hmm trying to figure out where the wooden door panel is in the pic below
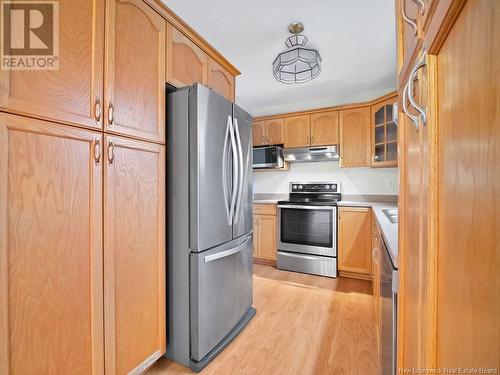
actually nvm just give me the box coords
[166,23,208,87]
[266,118,285,145]
[104,135,165,374]
[338,207,371,275]
[105,0,165,143]
[259,215,277,261]
[0,0,104,129]
[339,107,371,167]
[253,120,267,147]
[0,113,103,375]
[208,58,235,102]
[285,115,311,148]
[310,111,339,146]
[253,215,260,258]
[436,0,499,368]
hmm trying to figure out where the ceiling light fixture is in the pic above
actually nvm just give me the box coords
[272,22,322,84]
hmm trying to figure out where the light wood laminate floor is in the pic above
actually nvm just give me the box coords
[148,264,378,375]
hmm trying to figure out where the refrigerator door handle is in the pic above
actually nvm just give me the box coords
[204,236,251,263]
[228,115,239,223]
[222,116,232,225]
[233,118,245,223]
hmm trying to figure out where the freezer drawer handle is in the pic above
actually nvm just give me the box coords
[204,237,251,263]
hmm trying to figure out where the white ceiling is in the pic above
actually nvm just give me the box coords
[162,0,397,117]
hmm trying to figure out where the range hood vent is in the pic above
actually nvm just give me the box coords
[283,145,339,163]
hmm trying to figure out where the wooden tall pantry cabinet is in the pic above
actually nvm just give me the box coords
[0,0,239,374]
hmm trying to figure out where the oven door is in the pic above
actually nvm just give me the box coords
[277,205,337,257]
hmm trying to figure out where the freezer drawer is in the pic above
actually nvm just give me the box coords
[277,251,337,278]
[190,234,253,361]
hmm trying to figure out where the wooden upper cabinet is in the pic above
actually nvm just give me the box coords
[371,96,398,167]
[285,115,311,148]
[338,207,372,276]
[0,0,104,130]
[339,107,371,167]
[266,118,285,145]
[207,58,235,102]
[166,23,208,87]
[310,111,339,146]
[0,113,104,375]
[104,135,165,374]
[105,0,165,143]
[253,120,267,147]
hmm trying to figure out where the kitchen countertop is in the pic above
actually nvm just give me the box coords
[253,193,288,204]
[253,193,398,269]
[338,200,398,269]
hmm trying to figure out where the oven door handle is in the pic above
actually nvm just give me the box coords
[277,205,338,210]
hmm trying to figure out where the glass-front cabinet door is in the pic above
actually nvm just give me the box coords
[371,96,398,167]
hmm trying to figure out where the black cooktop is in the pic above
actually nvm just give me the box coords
[277,193,342,206]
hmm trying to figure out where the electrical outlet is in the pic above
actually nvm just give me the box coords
[387,180,395,190]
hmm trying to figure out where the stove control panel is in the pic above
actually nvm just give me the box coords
[290,182,340,193]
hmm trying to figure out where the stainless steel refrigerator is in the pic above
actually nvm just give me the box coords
[166,84,255,372]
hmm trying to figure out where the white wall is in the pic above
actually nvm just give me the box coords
[254,161,398,195]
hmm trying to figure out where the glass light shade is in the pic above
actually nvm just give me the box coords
[273,34,322,84]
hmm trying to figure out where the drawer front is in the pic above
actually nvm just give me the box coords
[253,204,277,216]
[277,251,337,278]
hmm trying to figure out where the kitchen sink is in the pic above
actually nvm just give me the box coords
[383,209,399,224]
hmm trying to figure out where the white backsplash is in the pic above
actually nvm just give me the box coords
[253,161,399,195]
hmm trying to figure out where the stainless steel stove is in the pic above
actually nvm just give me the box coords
[277,182,341,278]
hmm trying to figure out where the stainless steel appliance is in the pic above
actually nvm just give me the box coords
[167,84,255,372]
[277,182,341,278]
[380,235,398,375]
[283,145,339,163]
[253,145,284,169]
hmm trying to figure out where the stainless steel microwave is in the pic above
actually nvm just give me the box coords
[253,146,284,169]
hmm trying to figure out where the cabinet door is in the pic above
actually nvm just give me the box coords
[207,58,235,102]
[435,0,498,369]
[338,207,371,275]
[253,120,267,147]
[339,107,371,167]
[253,215,261,258]
[259,215,277,261]
[371,97,398,167]
[105,0,165,143]
[310,111,339,146]
[0,0,104,129]
[0,113,103,375]
[285,115,311,148]
[266,118,285,145]
[104,135,165,374]
[166,23,208,87]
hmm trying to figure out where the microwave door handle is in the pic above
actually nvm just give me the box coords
[228,116,238,223]
[233,118,245,223]
[222,116,232,225]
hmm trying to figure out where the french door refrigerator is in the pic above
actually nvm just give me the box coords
[167,84,255,372]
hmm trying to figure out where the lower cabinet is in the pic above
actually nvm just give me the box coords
[372,215,382,341]
[0,113,166,375]
[338,206,372,278]
[253,204,277,263]
[0,114,105,374]
[103,135,166,374]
